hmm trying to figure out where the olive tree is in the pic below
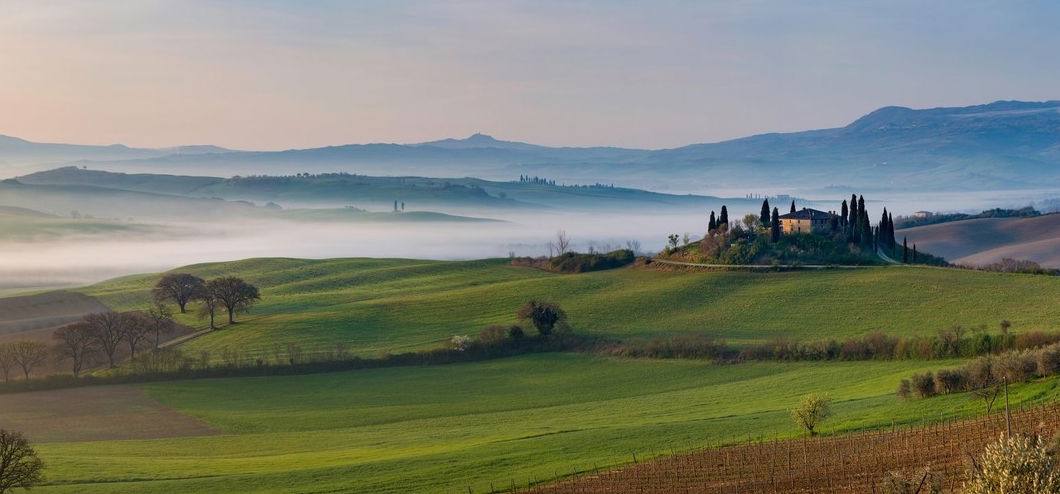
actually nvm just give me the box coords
[790,393,831,436]
[0,429,45,494]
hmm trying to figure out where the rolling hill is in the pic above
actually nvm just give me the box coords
[16,166,762,212]
[8,100,1060,193]
[74,258,1060,359]
[900,213,1060,268]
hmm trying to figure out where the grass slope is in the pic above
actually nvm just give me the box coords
[29,353,1049,494]
[901,213,1060,268]
[77,259,1060,360]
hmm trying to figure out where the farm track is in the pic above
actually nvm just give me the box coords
[526,402,1060,494]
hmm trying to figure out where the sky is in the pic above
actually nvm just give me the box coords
[1,0,1058,150]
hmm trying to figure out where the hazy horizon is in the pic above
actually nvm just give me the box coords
[3,1,1059,150]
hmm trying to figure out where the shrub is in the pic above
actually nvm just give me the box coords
[896,379,912,401]
[548,249,635,273]
[962,434,1060,494]
[934,369,967,394]
[1038,346,1060,376]
[993,351,1036,383]
[507,326,525,341]
[477,325,509,345]
[911,372,936,398]
[447,335,472,352]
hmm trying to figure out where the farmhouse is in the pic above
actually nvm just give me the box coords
[778,208,835,234]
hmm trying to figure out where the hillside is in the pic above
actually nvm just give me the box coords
[11,100,1060,192]
[74,258,1060,359]
[900,213,1060,268]
[17,167,761,212]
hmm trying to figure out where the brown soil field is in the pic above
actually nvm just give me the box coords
[0,385,218,442]
[0,290,110,334]
[528,402,1060,494]
[901,213,1060,268]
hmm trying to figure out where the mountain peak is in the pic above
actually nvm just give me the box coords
[463,133,497,142]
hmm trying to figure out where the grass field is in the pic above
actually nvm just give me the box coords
[26,353,1057,494]
[78,258,1060,360]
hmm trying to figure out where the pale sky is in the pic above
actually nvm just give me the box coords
[1,0,1058,150]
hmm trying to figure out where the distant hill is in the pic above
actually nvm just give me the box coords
[17,167,763,212]
[8,100,1060,192]
[900,213,1060,268]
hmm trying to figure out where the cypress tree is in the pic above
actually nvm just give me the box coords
[888,212,896,247]
[913,244,918,263]
[903,236,909,263]
[708,211,717,233]
[790,200,796,213]
[760,199,771,226]
[771,207,781,242]
[719,205,728,227]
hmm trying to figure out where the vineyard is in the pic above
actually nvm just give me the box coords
[523,402,1060,494]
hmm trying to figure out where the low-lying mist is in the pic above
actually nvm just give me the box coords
[0,211,714,292]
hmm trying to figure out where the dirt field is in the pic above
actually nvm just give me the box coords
[901,213,1060,268]
[0,290,110,334]
[0,385,218,443]
[530,403,1060,494]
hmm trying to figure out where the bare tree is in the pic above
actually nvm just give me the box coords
[144,304,175,348]
[152,273,205,313]
[205,277,261,324]
[197,291,220,330]
[121,313,150,359]
[83,312,130,368]
[0,345,13,384]
[554,230,572,255]
[53,322,99,378]
[0,429,45,493]
[8,342,48,380]
[625,240,641,255]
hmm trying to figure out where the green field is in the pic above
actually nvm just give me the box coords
[31,353,1058,494]
[80,258,1060,360]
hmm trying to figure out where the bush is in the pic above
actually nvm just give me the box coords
[934,369,967,394]
[548,249,635,273]
[1038,346,1060,376]
[911,372,936,398]
[478,325,509,345]
[447,335,472,352]
[993,351,1037,383]
[962,434,1060,494]
[896,379,912,401]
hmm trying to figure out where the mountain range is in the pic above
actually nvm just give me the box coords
[3,100,1060,193]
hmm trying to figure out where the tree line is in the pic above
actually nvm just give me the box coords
[0,274,259,382]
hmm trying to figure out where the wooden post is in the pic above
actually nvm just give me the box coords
[1005,377,1012,438]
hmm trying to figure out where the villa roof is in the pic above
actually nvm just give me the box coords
[777,208,835,220]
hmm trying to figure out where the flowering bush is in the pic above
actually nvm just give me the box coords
[963,434,1060,493]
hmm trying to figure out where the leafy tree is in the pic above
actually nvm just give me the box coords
[152,273,205,313]
[790,393,831,436]
[8,341,48,381]
[517,300,566,336]
[760,199,770,226]
[205,277,261,325]
[0,429,45,494]
[53,322,100,377]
